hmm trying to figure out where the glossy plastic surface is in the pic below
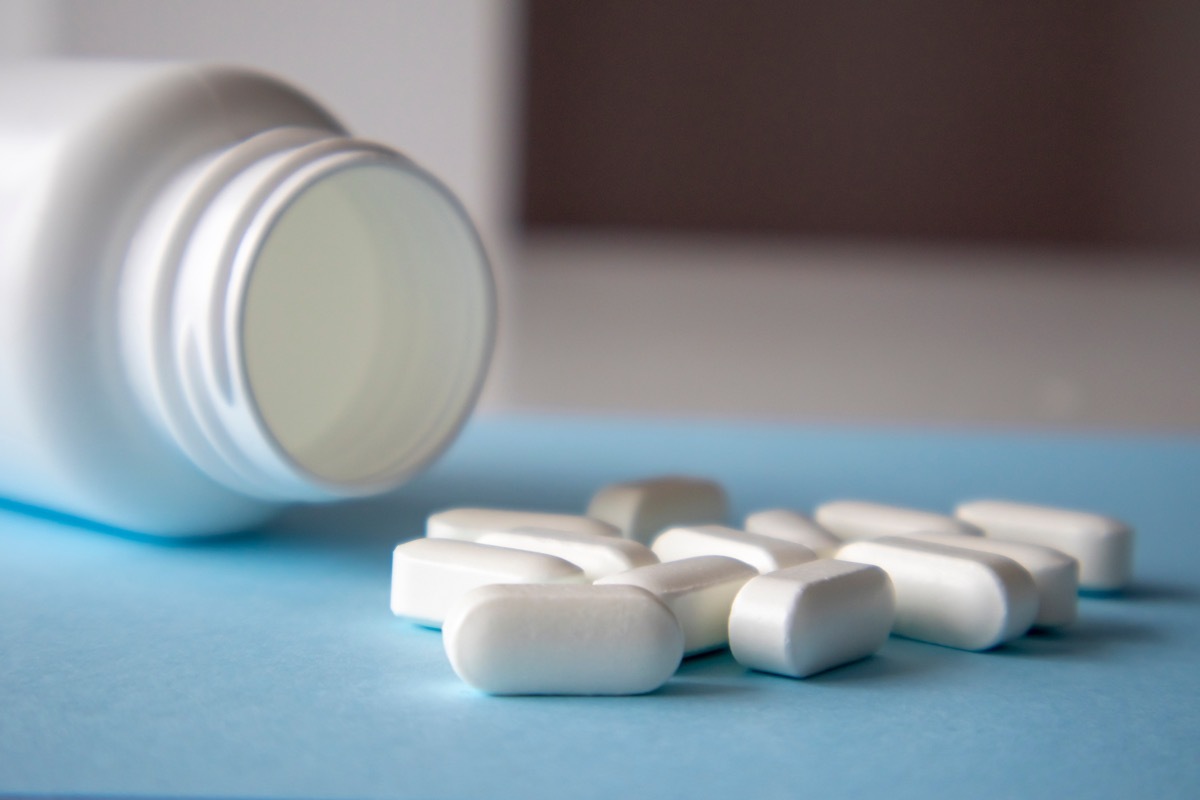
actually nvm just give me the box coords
[0,61,493,534]
[0,61,336,533]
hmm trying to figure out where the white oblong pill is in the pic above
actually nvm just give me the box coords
[587,476,728,544]
[390,538,585,628]
[900,531,1079,628]
[651,525,817,574]
[596,556,757,655]
[815,500,980,541]
[443,584,684,695]
[955,499,1133,591]
[427,508,620,541]
[744,509,843,557]
[728,559,895,678]
[476,527,658,581]
[837,537,1038,651]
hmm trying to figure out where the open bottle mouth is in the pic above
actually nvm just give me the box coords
[237,158,494,489]
[134,132,495,502]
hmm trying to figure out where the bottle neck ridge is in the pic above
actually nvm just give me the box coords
[121,128,495,503]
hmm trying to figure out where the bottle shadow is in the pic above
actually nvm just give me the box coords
[0,452,574,563]
[212,468,591,567]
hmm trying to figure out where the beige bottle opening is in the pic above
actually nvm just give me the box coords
[241,162,492,486]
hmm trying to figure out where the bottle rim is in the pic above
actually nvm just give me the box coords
[137,132,495,501]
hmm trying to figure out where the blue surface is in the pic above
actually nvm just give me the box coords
[1,414,1198,799]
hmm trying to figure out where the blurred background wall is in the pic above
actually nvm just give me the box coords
[3,0,1198,430]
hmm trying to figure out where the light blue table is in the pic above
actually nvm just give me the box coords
[2,415,1198,799]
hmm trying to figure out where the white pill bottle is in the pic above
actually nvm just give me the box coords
[0,61,495,536]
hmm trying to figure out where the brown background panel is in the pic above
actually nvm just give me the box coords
[522,1,1200,247]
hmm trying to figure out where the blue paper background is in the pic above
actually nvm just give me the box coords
[2,415,1198,799]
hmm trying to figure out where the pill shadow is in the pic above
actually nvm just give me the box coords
[672,645,940,688]
[990,616,1162,659]
[800,645,942,687]
[674,649,746,678]
[438,677,751,701]
[1092,583,1198,603]
[655,679,753,698]
[663,650,762,695]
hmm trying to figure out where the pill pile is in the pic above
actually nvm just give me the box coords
[390,477,1134,695]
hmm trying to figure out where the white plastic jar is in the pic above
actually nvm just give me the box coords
[0,61,495,536]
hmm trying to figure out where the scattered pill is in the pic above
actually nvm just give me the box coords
[443,583,684,695]
[744,509,842,557]
[728,559,895,678]
[427,508,619,541]
[652,525,817,574]
[837,537,1038,651]
[587,476,728,544]
[476,527,659,581]
[405,490,1127,697]
[596,556,757,655]
[390,538,585,628]
[955,500,1133,591]
[899,531,1079,628]
[815,500,980,541]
